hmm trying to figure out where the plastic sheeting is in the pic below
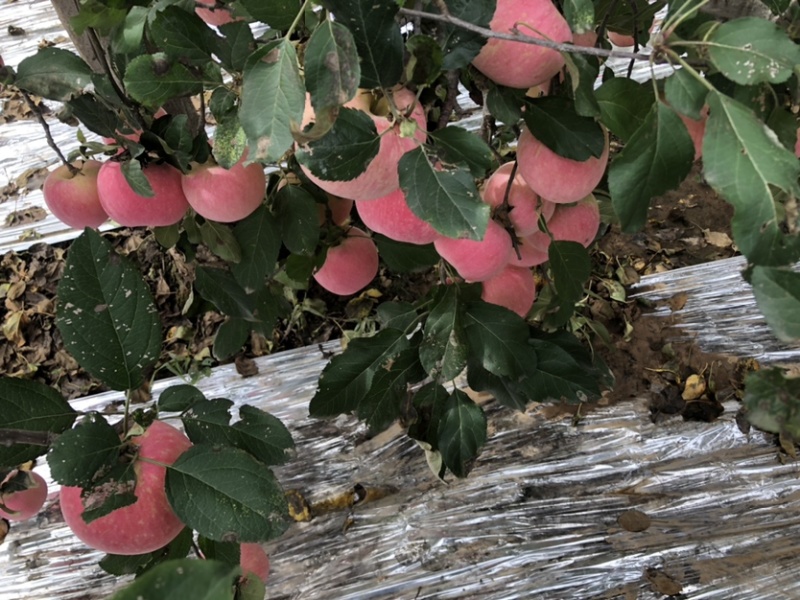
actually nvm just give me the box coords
[2,333,800,600]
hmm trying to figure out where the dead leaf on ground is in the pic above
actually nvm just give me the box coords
[644,566,683,596]
[703,229,733,248]
[682,373,706,400]
[5,206,47,227]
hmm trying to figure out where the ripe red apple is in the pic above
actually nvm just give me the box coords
[43,160,108,229]
[434,219,513,282]
[481,264,537,318]
[530,194,601,253]
[572,30,598,48]
[0,470,48,521]
[355,188,440,245]
[471,0,573,89]
[181,158,266,223]
[318,193,353,226]
[507,233,550,267]
[607,31,636,47]
[59,420,192,556]
[482,162,555,236]
[517,125,609,204]
[299,87,427,201]
[678,105,708,160]
[313,227,379,295]
[97,161,190,227]
[240,542,270,584]
[196,0,238,26]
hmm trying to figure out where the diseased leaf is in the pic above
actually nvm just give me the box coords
[305,20,360,112]
[124,53,204,109]
[15,48,93,101]
[48,414,121,487]
[420,285,468,381]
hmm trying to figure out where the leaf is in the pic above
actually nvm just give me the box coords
[663,68,708,119]
[462,301,531,378]
[609,102,695,232]
[595,0,666,32]
[563,0,595,34]
[703,91,800,264]
[420,285,468,381]
[15,47,93,101]
[240,40,305,162]
[273,185,321,256]
[212,115,247,170]
[0,378,77,468]
[215,21,256,73]
[100,528,193,577]
[430,126,494,178]
[707,17,800,85]
[399,148,488,240]
[440,0,496,70]
[124,53,204,110]
[112,6,147,55]
[80,461,138,523]
[56,229,162,391]
[232,405,295,466]
[548,241,592,304]
[194,266,256,320]
[149,6,218,63]
[320,0,403,88]
[213,318,251,360]
[108,558,238,600]
[166,445,289,543]
[120,159,154,198]
[749,266,800,342]
[295,108,380,182]
[405,34,444,86]
[158,384,207,413]
[67,94,122,138]
[486,86,526,125]
[309,328,411,417]
[744,368,800,438]
[198,220,242,263]
[237,0,299,30]
[407,382,450,449]
[48,414,121,487]
[595,77,655,143]
[437,389,487,478]
[231,206,281,291]
[197,536,240,568]
[374,236,440,273]
[304,20,361,112]
[523,97,606,161]
[562,52,600,118]
[527,337,602,402]
[466,363,527,411]
[377,301,418,332]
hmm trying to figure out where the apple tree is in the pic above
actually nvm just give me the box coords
[1,0,800,596]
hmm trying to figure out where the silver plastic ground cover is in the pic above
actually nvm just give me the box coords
[2,336,800,600]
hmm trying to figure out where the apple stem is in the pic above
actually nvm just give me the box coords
[0,428,58,447]
[19,89,78,175]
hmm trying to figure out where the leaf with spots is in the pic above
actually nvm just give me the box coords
[56,229,162,391]
[108,557,238,600]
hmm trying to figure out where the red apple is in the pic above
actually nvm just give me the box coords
[607,31,636,47]
[0,470,48,521]
[299,87,427,201]
[43,160,108,229]
[240,542,270,584]
[471,0,573,89]
[318,194,353,226]
[434,219,513,282]
[59,420,192,556]
[313,227,379,295]
[196,0,238,26]
[507,232,550,267]
[531,194,601,253]
[355,188,440,245]
[517,125,609,204]
[573,30,598,48]
[97,161,190,227]
[678,105,709,161]
[181,158,266,222]
[482,162,555,236]
[795,126,800,157]
[481,264,537,317]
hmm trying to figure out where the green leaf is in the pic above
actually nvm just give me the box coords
[194,266,255,320]
[112,6,147,55]
[120,159,154,198]
[124,53,204,110]
[749,266,800,342]
[309,328,411,417]
[430,126,494,178]
[274,185,320,255]
[56,229,162,391]
[437,389,487,478]
[609,102,694,232]
[232,405,295,466]
[548,241,592,304]
[67,94,122,138]
[465,363,527,411]
[237,0,299,30]
[198,220,242,263]
[440,0,496,70]
[149,6,218,63]
[197,536,240,569]
[486,86,526,125]
[47,414,121,487]
[158,384,206,413]
[399,148,488,240]
[15,47,93,101]
[527,337,602,402]
[703,91,800,264]
[216,21,256,73]
[595,0,666,32]
[295,108,380,182]
[377,301,418,331]
[462,301,531,378]
[321,0,403,88]
[100,528,193,577]
[305,20,360,112]
[240,40,305,162]
[744,367,800,437]
[374,236,440,273]
[166,445,289,542]
[405,34,444,86]
[108,558,238,600]
[420,285,468,381]
[708,17,800,85]
[0,378,77,468]
[523,97,606,160]
[595,77,655,143]
[562,53,601,118]
[663,68,708,119]
[407,382,450,449]
[213,318,251,360]
[563,0,595,34]
[232,206,281,290]
[80,461,138,523]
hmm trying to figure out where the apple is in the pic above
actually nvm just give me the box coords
[481,265,537,318]
[0,470,48,521]
[355,188,440,245]
[318,194,353,226]
[97,161,190,227]
[507,233,550,267]
[434,219,513,282]
[181,158,266,223]
[43,160,108,229]
[528,194,601,254]
[517,125,609,204]
[795,126,800,157]
[313,227,379,295]
[298,87,427,201]
[240,542,270,584]
[59,420,192,556]
[196,0,238,26]
[482,162,555,236]
[573,30,598,48]
[607,31,636,47]
[471,0,573,89]
[678,105,709,161]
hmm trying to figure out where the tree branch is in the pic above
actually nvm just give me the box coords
[0,429,58,447]
[19,89,76,173]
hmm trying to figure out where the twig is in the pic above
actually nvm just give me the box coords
[436,70,461,130]
[0,428,58,447]
[19,89,77,174]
